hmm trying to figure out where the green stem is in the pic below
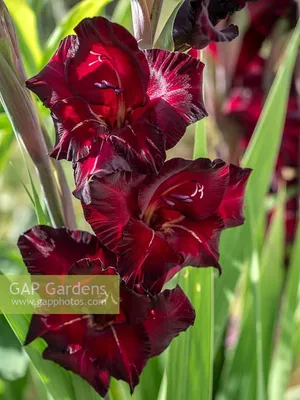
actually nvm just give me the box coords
[41,124,77,230]
[0,53,64,227]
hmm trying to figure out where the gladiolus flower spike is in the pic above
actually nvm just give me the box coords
[18,15,251,397]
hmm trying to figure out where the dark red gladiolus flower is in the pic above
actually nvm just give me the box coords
[173,0,256,51]
[81,158,251,291]
[26,17,207,189]
[223,55,300,242]
[224,69,300,173]
[18,225,195,396]
[233,0,297,82]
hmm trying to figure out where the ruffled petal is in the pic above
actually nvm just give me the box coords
[144,285,195,356]
[165,215,224,271]
[17,226,112,275]
[143,49,207,149]
[81,172,144,251]
[173,0,240,50]
[117,218,181,291]
[192,4,239,49]
[218,165,252,228]
[73,140,132,202]
[43,346,110,397]
[26,36,75,107]
[25,314,88,346]
[69,258,151,325]
[86,323,151,392]
[110,118,166,175]
[67,17,149,123]
[49,97,107,161]
[139,158,229,220]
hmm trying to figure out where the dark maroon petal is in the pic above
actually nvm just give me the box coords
[173,0,240,50]
[25,314,88,346]
[66,17,149,126]
[26,36,75,107]
[87,323,151,392]
[139,158,229,220]
[218,165,251,228]
[117,218,181,291]
[110,118,166,175]
[69,258,151,324]
[17,226,111,275]
[208,0,254,24]
[43,346,110,397]
[49,97,107,162]
[149,265,182,294]
[191,8,238,49]
[73,140,132,202]
[165,216,224,271]
[144,49,207,149]
[144,285,195,356]
[81,172,144,251]
[234,0,293,80]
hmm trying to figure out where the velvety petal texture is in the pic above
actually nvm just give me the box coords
[26,36,75,106]
[17,225,114,275]
[26,16,206,190]
[117,218,182,291]
[144,285,196,356]
[173,0,256,50]
[82,171,144,250]
[18,231,195,397]
[82,158,251,285]
[143,50,207,149]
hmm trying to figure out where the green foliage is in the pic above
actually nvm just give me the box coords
[0,315,28,381]
[153,0,184,50]
[268,221,300,399]
[5,0,42,75]
[214,21,300,354]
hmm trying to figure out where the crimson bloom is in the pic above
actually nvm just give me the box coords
[233,0,297,81]
[26,17,207,191]
[223,59,299,243]
[81,158,251,291]
[18,225,195,396]
[173,0,255,51]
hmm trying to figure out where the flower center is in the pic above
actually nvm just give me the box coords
[143,181,205,231]
[89,50,126,128]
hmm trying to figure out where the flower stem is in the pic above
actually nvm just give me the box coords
[41,124,77,230]
[0,53,65,227]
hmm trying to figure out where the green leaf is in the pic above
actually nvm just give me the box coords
[0,373,28,400]
[10,154,50,226]
[0,115,14,172]
[3,312,76,400]
[268,220,300,398]
[69,373,100,400]
[111,0,133,30]
[132,355,165,400]
[216,194,285,400]
[166,117,213,400]
[214,21,300,357]
[27,168,50,225]
[0,315,28,381]
[154,0,183,50]
[43,0,112,65]
[5,0,42,74]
